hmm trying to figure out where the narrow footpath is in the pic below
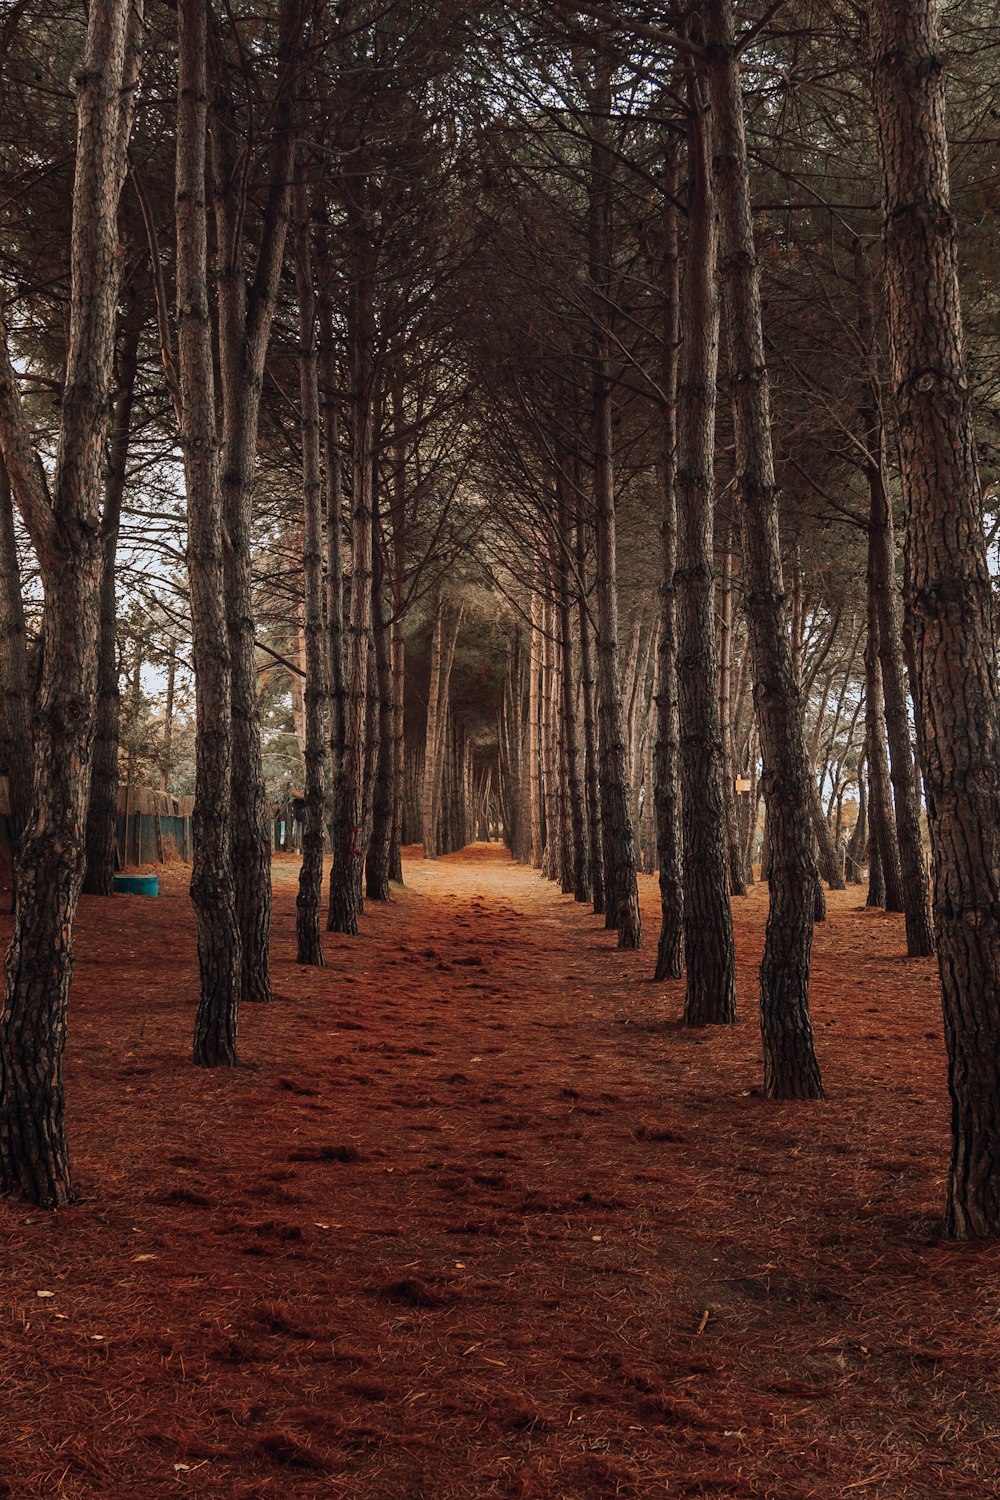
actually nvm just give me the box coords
[0,845,994,1499]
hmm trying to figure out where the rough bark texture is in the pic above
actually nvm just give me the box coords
[575,522,605,913]
[366,540,395,902]
[209,1,301,999]
[674,70,736,1024]
[176,0,242,1067]
[319,249,347,815]
[653,155,684,982]
[864,578,904,910]
[84,285,143,896]
[855,241,935,955]
[539,593,559,881]
[0,461,32,858]
[556,494,588,901]
[869,0,1000,1236]
[293,171,326,967]
[328,204,376,931]
[588,57,640,950]
[706,0,823,1098]
[0,0,143,1201]
[528,586,544,869]
[718,527,746,897]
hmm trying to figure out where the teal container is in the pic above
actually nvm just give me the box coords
[113,874,159,897]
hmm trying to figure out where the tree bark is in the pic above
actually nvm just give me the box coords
[0,460,32,860]
[556,495,589,901]
[366,537,395,902]
[864,577,903,909]
[588,56,640,950]
[854,240,935,955]
[654,150,684,982]
[869,0,1000,1236]
[209,0,302,999]
[0,0,144,1201]
[328,201,376,931]
[705,0,823,1097]
[528,584,544,869]
[84,281,143,897]
[718,525,745,897]
[293,169,326,967]
[674,65,736,1024]
[576,520,605,912]
[175,0,242,1067]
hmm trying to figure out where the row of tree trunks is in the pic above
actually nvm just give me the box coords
[0,0,144,1201]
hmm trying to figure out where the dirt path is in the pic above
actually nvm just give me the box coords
[0,846,997,1498]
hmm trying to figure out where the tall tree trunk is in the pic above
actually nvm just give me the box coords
[674,65,736,1024]
[176,0,242,1066]
[328,214,376,930]
[864,572,903,909]
[528,585,544,868]
[84,286,143,896]
[575,522,605,911]
[588,56,641,950]
[0,460,32,859]
[161,647,176,791]
[210,0,301,999]
[869,0,1000,1236]
[389,608,405,881]
[366,539,394,902]
[718,524,745,897]
[293,169,325,967]
[705,0,823,1098]
[654,151,684,982]
[422,592,446,860]
[556,500,589,901]
[552,581,575,893]
[846,758,868,885]
[319,240,347,836]
[540,591,560,881]
[0,0,144,1201]
[387,384,407,884]
[855,241,935,955]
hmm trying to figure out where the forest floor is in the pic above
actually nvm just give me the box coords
[0,845,998,1500]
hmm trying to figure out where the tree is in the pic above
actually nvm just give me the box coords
[673,46,736,1024]
[868,0,1000,1236]
[705,0,823,1099]
[292,164,326,967]
[176,0,242,1066]
[0,0,144,1202]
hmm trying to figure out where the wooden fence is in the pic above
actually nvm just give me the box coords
[0,779,195,868]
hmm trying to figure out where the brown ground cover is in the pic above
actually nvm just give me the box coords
[0,844,998,1498]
